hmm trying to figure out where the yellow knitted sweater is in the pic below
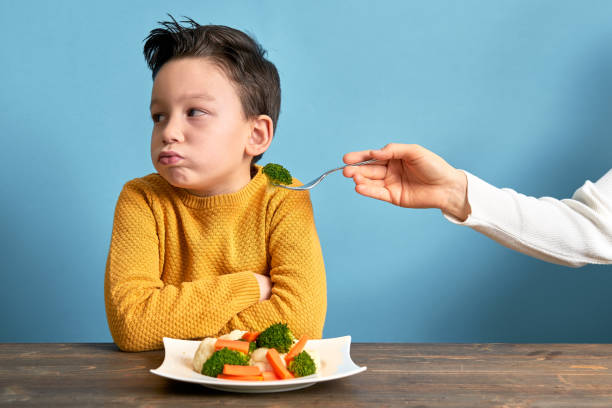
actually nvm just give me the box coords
[104,166,327,352]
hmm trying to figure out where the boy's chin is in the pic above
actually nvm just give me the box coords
[158,171,198,190]
[158,166,252,196]
[160,174,217,196]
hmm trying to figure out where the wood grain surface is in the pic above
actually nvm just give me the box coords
[2,343,612,407]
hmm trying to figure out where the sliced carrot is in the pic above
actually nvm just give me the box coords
[223,364,262,376]
[241,331,261,342]
[217,374,264,381]
[285,335,309,364]
[266,348,294,380]
[262,371,280,381]
[215,339,250,354]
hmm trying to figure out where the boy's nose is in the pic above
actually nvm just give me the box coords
[162,132,182,144]
[161,122,184,144]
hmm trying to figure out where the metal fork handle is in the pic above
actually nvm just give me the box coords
[323,159,378,176]
[272,159,378,190]
[308,159,378,188]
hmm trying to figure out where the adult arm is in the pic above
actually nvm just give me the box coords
[444,169,612,267]
[343,144,612,267]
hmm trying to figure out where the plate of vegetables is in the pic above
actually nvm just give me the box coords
[150,323,366,393]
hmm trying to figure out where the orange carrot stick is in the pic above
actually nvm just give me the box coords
[241,331,261,342]
[217,374,264,381]
[215,339,250,354]
[262,371,280,381]
[266,348,294,380]
[223,364,262,376]
[285,335,309,364]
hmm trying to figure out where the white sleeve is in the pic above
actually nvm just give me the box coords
[443,169,612,268]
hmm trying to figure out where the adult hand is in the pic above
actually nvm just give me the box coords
[253,273,272,302]
[343,143,471,221]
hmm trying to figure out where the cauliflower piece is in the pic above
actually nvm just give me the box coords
[249,347,269,363]
[219,329,247,341]
[192,337,217,373]
[249,347,272,372]
[249,347,288,373]
[192,330,247,374]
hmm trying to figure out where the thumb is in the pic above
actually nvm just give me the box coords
[369,147,393,161]
[373,143,423,162]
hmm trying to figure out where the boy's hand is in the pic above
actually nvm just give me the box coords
[254,273,272,301]
[343,143,471,221]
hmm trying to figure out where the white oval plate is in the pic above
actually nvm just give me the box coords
[150,335,366,393]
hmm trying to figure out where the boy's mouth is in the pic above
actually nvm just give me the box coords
[159,150,184,165]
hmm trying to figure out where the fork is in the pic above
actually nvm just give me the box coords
[272,159,378,191]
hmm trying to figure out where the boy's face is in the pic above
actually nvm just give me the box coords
[150,57,253,196]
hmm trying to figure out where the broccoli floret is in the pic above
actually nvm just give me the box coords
[263,163,293,185]
[256,323,295,353]
[201,347,249,377]
[288,351,316,377]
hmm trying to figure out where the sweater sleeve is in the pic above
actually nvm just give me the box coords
[104,181,260,351]
[220,189,328,338]
[444,169,612,267]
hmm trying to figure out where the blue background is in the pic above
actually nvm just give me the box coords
[1,0,611,343]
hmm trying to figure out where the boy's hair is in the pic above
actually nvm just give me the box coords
[143,16,281,163]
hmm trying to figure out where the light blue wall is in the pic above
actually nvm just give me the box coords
[1,0,611,343]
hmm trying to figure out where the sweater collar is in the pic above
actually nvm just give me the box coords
[173,165,266,209]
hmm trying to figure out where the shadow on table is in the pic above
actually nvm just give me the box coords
[158,377,357,399]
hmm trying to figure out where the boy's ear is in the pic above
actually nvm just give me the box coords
[245,114,274,157]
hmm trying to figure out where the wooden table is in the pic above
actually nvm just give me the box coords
[2,343,612,407]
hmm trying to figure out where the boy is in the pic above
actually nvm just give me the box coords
[105,17,327,352]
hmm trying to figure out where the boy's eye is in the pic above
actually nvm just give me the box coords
[188,108,206,117]
[151,113,166,123]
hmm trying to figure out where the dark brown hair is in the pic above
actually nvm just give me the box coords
[143,15,281,163]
